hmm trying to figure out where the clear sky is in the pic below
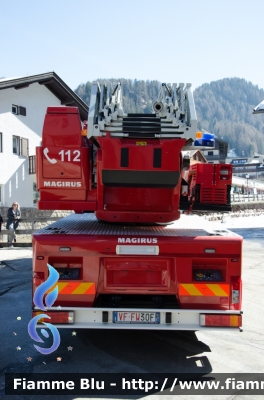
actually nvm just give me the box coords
[1,0,264,92]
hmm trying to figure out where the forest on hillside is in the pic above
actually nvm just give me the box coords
[75,78,161,114]
[75,78,264,157]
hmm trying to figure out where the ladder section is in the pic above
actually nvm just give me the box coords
[88,82,197,140]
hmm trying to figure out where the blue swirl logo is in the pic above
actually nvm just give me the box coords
[28,264,61,354]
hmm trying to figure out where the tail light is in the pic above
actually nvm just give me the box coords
[219,169,230,180]
[220,169,229,175]
[231,277,242,309]
[219,166,232,180]
[200,314,242,328]
[33,272,44,287]
[32,311,74,324]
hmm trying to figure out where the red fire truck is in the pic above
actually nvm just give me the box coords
[32,82,242,331]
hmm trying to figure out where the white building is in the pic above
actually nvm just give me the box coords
[0,72,88,207]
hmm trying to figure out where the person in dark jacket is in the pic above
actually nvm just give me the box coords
[6,202,21,247]
[0,210,3,232]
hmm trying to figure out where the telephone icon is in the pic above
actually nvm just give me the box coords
[43,148,57,164]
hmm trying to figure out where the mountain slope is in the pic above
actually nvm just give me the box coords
[194,78,264,156]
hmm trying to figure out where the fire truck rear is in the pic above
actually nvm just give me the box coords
[32,82,242,331]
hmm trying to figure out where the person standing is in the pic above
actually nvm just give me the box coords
[6,202,21,248]
[0,210,3,232]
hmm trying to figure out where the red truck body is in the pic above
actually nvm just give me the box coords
[32,93,242,331]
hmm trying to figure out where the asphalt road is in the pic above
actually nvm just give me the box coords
[0,222,264,400]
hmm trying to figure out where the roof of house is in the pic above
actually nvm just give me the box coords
[182,149,207,164]
[0,72,88,120]
[182,150,199,157]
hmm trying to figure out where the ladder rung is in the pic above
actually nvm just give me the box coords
[102,127,180,132]
[123,122,161,128]
[127,113,156,117]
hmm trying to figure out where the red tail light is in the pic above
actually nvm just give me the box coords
[231,277,242,309]
[200,314,242,328]
[32,311,74,324]
[33,272,44,287]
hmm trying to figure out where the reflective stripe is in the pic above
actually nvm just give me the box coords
[206,283,229,296]
[180,284,203,296]
[59,282,80,294]
[47,282,96,295]
[57,282,70,292]
[179,283,229,296]
[72,283,95,295]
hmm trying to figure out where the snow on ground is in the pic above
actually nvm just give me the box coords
[180,211,264,231]
[221,214,264,229]
[204,213,264,229]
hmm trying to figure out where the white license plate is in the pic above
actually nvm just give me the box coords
[113,311,160,324]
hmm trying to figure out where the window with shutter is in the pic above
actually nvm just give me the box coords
[12,105,18,114]
[28,155,36,174]
[12,104,26,116]
[21,138,29,156]
[13,136,20,154]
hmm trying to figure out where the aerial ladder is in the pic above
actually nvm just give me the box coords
[88,82,197,139]
[88,82,231,220]
[36,81,232,221]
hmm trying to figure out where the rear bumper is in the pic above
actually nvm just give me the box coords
[34,307,243,331]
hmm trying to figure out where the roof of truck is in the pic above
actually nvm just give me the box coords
[34,213,240,238]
